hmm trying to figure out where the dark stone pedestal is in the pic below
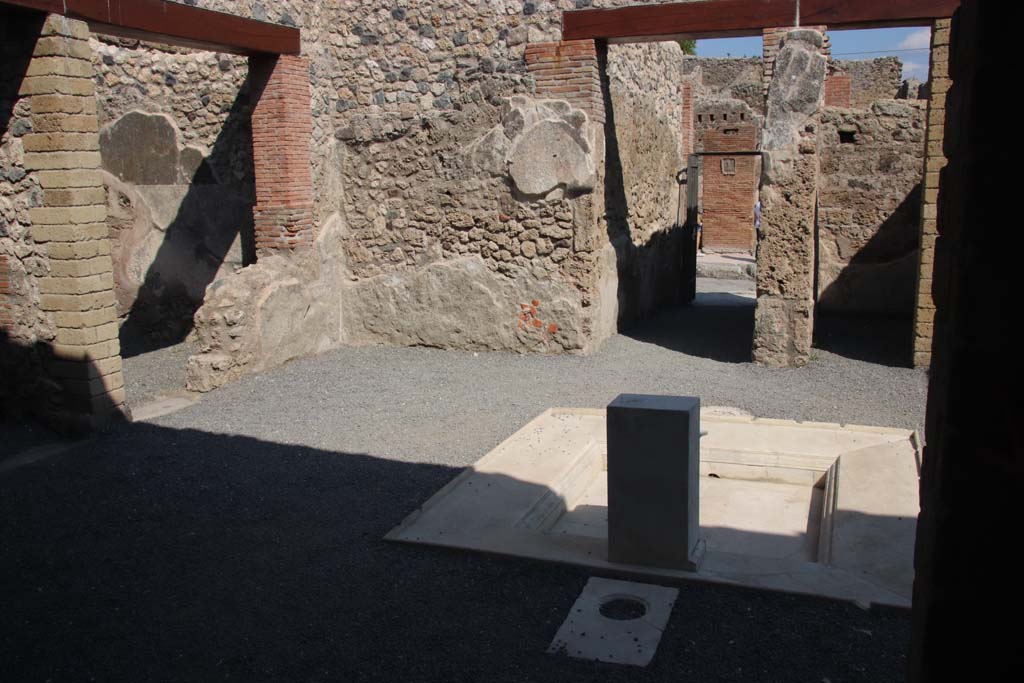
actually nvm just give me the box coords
[607,394,705,571]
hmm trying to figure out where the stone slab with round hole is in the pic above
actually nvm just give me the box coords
[547,577,678,667]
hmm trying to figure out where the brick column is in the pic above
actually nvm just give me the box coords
[19,15,126,428]
[911,19,951,369]
[0,255,14,330]
[525,40,605,125]
[680,77,696,158]
[249,54,314,253]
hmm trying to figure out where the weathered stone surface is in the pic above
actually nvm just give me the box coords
[754,30,826,367]
[99,112,179,185]
[834,57,906,107]
[104,172,250,329]
[682,56,764,115]
[752,295,814,367]
[468,96,596,199]
[508,119,594,197]
[98,109,253,342]
[342,255,585,353]
[186,214,346,392]
[763,32,827,151]
[817,102,926,314]
[603,42,690,325]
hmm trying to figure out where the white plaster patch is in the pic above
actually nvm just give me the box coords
[548,577,678,667]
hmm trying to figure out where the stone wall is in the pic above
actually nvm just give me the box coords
[174,1,696,389]
[604,42,689,323]
[833,57,904,109]
[817,101,926,315]
[682,57,764,115]
[1,7,51,417]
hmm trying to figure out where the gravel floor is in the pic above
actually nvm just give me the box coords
[121,337,196,406]
[1,294,926,681]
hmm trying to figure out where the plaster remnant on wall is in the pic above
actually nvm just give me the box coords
[468,96,596,200]
[186,214,346,392]
[505,98,595,198]
[341,255,586,353]
[762,30,827,153]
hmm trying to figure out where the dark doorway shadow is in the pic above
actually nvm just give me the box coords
[623,293,755,363]
[813,313,913,368]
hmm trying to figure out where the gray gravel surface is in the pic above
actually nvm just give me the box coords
[151,296,926,462]
[121,338,196,405]
[2,301,925,681]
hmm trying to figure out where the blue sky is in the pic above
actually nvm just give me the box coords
[696,27,932,80]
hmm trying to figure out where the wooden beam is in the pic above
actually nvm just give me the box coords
[563,0,959,42]
[0,0,300,55]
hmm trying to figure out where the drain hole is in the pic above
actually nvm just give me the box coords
[708,473,721,478]
[599,597,647,621]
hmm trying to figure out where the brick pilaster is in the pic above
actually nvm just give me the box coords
[249,54,314,253]
[525,40,605,125]
[680,77,696,158]
[18,14,126,428]
[0,255,13,330]
[911,19,951,369]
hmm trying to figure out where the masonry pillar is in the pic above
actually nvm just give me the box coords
[753,29,827,367]
[8,13,127,429]
[249,54,314,253]
[524,39,615,344]
[909,3,1019,678]
[910,19,952,369]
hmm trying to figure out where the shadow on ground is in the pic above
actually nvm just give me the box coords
[621,294,755,363]
[1,421,910,681]
[813,314,913,368]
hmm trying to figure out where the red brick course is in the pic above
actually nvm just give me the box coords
[0,255,13,330]
[702,154,759,251]
[525,40,605,125]
[701,123,759,251]
[250,54,315,252]
[680,79,695,158]
[824,72,852,108]
[703,125,758,154]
